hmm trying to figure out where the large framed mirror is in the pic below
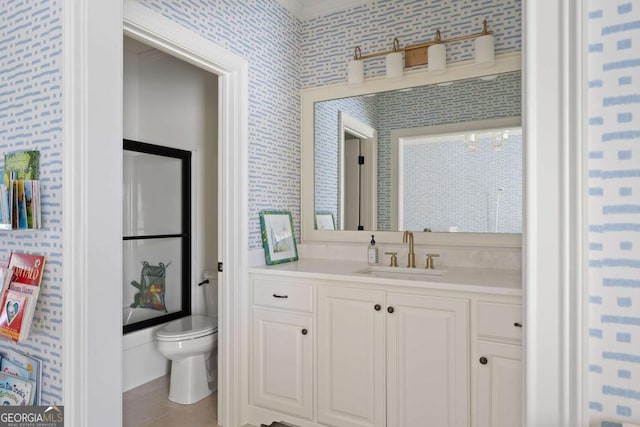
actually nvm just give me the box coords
[301,52,522,246]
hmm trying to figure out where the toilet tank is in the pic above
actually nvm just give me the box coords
[202,270,218,318]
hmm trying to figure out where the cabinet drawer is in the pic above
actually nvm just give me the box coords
[476,302,522,342]
[253,278,313,312]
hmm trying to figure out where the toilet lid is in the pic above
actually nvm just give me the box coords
[156,314,218,342]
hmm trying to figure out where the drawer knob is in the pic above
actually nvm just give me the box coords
[479,356,488,365]
[387,306,395,314]
[514,322,522,328]
[272,294,289,299]
[374,304,381,311]
[301,329,308,335]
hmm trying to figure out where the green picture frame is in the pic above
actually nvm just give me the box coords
[314,211,335,230]
[259,210,299,265]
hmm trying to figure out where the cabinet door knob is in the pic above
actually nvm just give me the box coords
[301,329,308,335]
[479,356,488,365]
[514,322,522,328]
[387,306,394,314]
[374,304,381,311]
[272,294,288,299]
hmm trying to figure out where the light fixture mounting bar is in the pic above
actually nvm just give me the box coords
[352,27,495,68]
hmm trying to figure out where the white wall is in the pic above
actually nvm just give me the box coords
[122,37,219,391]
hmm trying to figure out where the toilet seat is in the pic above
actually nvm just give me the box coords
[156,314,218,342]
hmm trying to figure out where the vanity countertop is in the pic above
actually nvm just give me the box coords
[249,258,522,297]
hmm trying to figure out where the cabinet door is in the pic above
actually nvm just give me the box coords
[386,293,469,427]
[475,341,522,427]
[251,309,313,419]
[317,286,386,427]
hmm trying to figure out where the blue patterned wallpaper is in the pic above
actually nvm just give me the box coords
[314,71,521,230]
[588,1,640,423]
[139,0,302,250]
[300,0,522,88]
[0,0,63,404]
[402,132,521,233]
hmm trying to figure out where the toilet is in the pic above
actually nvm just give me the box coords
[156,314,218,404]
[156,314,218,405]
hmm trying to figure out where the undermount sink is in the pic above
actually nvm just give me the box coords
[357,265,447,278]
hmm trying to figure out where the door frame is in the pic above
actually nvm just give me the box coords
[338,111,378,231]
[62,1,248,426]
[523,1,587,426]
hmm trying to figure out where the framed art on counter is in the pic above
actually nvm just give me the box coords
[259,210,298,265]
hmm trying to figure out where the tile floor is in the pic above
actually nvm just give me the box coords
[123,375,218,427]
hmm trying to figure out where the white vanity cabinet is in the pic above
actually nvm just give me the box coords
[317,286,469,427]
[473,301,523,427]
[250,277,314,420]
[316,286,386,427]
[247,262,521,427]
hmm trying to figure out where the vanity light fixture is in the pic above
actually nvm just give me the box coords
[346,19,495,85]
[465,133,478,153]
[475,20,495,66]
[492,130,509,152]
[386,38,403,80]
[347,46,364,87]
[427,30,446,74]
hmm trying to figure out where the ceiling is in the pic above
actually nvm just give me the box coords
[278,0,375,20]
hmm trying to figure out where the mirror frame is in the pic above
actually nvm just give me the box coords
[301,52,522,247]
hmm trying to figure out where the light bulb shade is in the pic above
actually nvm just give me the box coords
[347,59,364,87]
[428,43,446,74]
[475,34,495,66]
[385,51,403,80]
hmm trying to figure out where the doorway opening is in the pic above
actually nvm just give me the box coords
[122,35,220,426]
[338,112,377,231]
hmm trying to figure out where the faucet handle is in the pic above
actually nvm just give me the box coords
[384,252,398,267]
[425,253,440,270]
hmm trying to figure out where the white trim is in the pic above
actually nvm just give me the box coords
[523,0,585,425]
[122,3,249,427]
[63,1,123,426]
[64,1,248,426]
[338,112,378,231]
[390,117,522,232]
[301,52,522,247]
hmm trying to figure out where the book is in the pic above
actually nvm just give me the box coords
[0,253,47,342]
[16,180,27,229]
[0,371,35,406]
[0,349,43,405]
[3,150,40,181]
[6,282,38,341]
[1,150,41,230]
[0,289,30,342]
[0,267,12,296]
[24,180,34,229]
[8,253,46,287]
[1,358,31,380]
[0,184,8,225]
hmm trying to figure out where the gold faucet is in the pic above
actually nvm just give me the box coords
[402,231,416,268]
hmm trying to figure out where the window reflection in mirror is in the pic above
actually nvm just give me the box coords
[392,122,522,233]
[313,71,521,233]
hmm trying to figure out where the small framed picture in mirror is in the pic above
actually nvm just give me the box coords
[315,211,335,230]
[260,210,299,265]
